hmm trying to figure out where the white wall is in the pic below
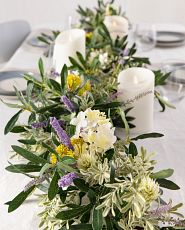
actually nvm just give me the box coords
[0,0,185,28]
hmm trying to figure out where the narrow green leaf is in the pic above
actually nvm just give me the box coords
[57,162,78,173]
[37,103,59,113]
[157,178,180,190]
[119,107,129,136]
[48,170,60,200]
[151,169,174,179]
[60,64,68,93]
[69,224,93,230]
[10,126,26,133]
[128,142,138,157]
[131,132,164,141]
[7,186,35,212]
[73,178,89,192]
[0,98,23,109]
[48,79,61,92]
[105,215,114,230]
[56,204,92,220]
[38,58,44,81]
[18,139,36,145]
[4,110,22,135]
[12,145,47,164]
[6,164,42,173]
[76,51,86,67]
[92,208,103,230]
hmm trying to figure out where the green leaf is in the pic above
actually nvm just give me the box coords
[10,126,26,133]
[38,58,44,81]
[73,178,89,192]
[57,162,78,173]
[105,215,114,230]
[18,139,36,145]
[6,164,42,173]
[0,98,23,109]
[69,57,84,71]
[92,102,122,110]
[87,189,96,204]
[39,163,53,176]
[56,204,92,220]
[4,109,22,135]
[128,142,138,157]
[92,208,103,230]
[157,178,180,190]
[37,103,59,113]
[48,170,60,200]
[61,156,76,165]
[69,224,93,230]
[48,79,61,92]
[7,186,35,212]
[60,64,68,93]
[76,51,86,67]
[119,107,129,136]
[131,132,164,141]
[11,145,47,165]
[151,169,174,179]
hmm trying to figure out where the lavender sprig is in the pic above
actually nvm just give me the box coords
[24,174,48,192]
[61,95,75,112]
[58,172,79,189]
[31,121,48,129]
[50,117,74,150]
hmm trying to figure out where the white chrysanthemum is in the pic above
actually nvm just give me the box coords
[99,52,108,65]
[88,123,116,151]
[138,177,159,203]
[77,153,96,171]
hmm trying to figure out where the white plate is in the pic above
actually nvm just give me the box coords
[27,37,48,48]
[0,70,28,96]
[156,31,185,47]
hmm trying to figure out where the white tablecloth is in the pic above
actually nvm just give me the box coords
[1,24,185,229]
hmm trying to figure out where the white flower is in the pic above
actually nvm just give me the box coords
[138,177,160,203]
[88,123,116,151]
[99,52,108,65]
[70,111,87,136]
[77,153,96,171]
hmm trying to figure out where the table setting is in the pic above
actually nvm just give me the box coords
[1,0,185,229]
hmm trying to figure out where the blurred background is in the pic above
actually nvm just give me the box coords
[0,0,184,28]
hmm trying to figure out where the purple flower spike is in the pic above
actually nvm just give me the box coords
[31,121,48,129]
[58,172,79,189]
[61,95,75,112]
[50,117,74,150]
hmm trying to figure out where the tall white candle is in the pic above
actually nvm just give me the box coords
[104,15,129,40]
[118,67,155,134]
[53,29,86,73]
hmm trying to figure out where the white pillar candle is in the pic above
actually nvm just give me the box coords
[104,15,129,40]
[118,67,155,134]
[53,29,86,73]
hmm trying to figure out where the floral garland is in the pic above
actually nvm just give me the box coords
[3,0,184,230]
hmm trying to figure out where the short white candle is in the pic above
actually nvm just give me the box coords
[118,67,155,134]
[104,15,129,39]
[53,29,86,73]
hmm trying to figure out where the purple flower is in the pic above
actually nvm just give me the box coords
[58,172,79,189]
[120,48,130,57]
[31,121,48,129]
[61,95,75,112]
[50,117,74,150]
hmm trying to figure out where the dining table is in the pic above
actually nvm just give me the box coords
[0,23,185,229]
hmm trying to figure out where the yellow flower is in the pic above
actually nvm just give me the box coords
[50,153,57,165]
[71,137,86,157]
[55,144,75,158]
[78,80,91,96]
[86,32,93,39]
[67,74,81,91]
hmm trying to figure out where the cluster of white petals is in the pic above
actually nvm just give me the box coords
[70,108,117,153]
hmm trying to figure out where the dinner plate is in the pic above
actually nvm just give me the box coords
[156,31,185,47]
[27,37,48,48]
[0,70,28,96]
